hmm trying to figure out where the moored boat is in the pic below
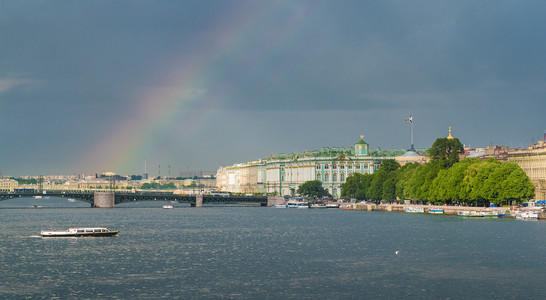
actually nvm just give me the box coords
[404,207,425,213]
[457,210,482,217]
[480,211,499,218]
[271,203,287,208]
[338,204,354,210]
[516,211,539,219]
[40,227,119,237]
[310,203,327,208]
[162,205,174,209]
[287,200,309,208]
[428,208,444,214]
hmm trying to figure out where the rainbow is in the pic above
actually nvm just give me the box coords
[83,2,318,174]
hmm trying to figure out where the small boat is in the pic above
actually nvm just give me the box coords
[428,208,444,214]
[271,203,287,208]
[339,204,354,210]
[404,207,425,213]
[162,205,174,209]
[67,198,76,203]
[40,227,119,237]
[516,211,539,219]
[34,196,42,199]
[310,203,327,208]
[326,203,340,208]
[458,211,482,217]
[480,211,499,218]
[287,200,309,208]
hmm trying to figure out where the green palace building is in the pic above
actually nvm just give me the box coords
[216,136,397,198]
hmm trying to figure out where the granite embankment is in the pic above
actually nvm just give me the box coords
[354,203,512,215]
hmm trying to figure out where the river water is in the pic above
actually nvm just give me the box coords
[1,197,545,299]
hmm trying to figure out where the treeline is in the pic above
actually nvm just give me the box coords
[140,182,177,190]
[11,178,38,185]
[341,137,535,206]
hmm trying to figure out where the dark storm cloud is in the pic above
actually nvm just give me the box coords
[219,1,546,111]
[1,0,546,175]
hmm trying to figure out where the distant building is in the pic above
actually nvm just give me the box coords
[0,179,18,192]
[395,149,428,166]
[217,136,394,198]
[507,140,546,200]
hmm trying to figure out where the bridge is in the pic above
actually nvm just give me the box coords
[0,190,270,208]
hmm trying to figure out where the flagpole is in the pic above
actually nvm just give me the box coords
[411,119,414,150]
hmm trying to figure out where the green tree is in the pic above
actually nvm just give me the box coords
[141,182,161,189]
[297,180,329,199]
[131,175,143,180]
[429,137,464,168]
[161,183,177,189]
[13,178,38,185]
[367,159,400,202]
[382,177,397,201]
[395,163,419,200]
[500,164,534,205]
[341,173,365,198]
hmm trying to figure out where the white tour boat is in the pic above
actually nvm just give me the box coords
[40,227,119,237]
[162,205,174,209]
[516,211,539,219]
[287,200,309,209]
[428,208,444,214]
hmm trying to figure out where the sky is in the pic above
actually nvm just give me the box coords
[1,0,546,177]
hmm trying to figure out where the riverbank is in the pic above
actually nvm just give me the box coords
[352,203,527,216]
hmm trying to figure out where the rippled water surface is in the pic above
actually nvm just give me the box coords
[1,197,546,299]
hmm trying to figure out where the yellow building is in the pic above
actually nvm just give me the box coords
[507,141,546,200]
[0,179,19,192]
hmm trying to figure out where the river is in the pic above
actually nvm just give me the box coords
[1,197,545,299]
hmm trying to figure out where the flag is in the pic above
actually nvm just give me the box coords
[406,115,413,123]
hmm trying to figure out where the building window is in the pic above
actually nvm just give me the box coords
[324,174,329,182]
[348,164,353,169]
[341,173,345,182]
[325,164,329,169]
[333,164,337,169]
[316,164,321,170]
[333,173,337,182]
[316,173,321,181]
[340,165,345,169]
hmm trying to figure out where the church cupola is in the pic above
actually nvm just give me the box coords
[447,126,454,140]
[355,135,369,156]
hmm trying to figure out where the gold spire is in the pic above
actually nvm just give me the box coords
[360,135,364,140]
[447,126,454,140]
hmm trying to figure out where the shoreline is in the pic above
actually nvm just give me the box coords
[353,203,527,216]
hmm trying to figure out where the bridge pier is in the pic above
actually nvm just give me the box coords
[94,191,115,208]
[267,196,285,207]
[195,194,203,207]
